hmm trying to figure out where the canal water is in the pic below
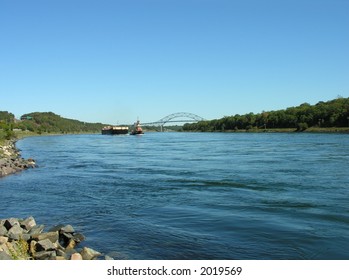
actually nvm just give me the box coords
[1,132,348,259]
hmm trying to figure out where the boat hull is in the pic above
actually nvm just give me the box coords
[130,131,144,135]
[102,127,129,135]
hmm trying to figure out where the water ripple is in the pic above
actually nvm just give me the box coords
[1,132,348,259]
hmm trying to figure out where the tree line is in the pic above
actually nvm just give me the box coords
[183,97,349,132]
[0,111,16,140]
[0,111,107,136]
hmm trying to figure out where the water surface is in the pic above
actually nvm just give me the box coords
[1,132,348,259]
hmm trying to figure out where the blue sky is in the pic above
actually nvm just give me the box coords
[1,0,348,124]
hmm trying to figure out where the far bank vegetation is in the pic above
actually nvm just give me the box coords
[1,97,349,139]
[183,97,349,132]
[0,111,107,140]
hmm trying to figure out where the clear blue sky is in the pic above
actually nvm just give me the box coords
[1,0,348,124]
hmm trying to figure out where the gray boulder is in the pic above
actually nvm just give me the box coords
[4,218,20,230]
[60,225,75,234]
[0,236,8,245]
[8,224,24,240]
[36,239,56,252]
[80,247,101,260]
[31,231,59,243]
[0,225,8,236]
[72,232,85,243]
[48,224,66,232]
[0,251,12,260]
[33,250,56,260]
[20,216,36,231]
[28,224,45,235]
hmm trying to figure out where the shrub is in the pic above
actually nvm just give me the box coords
[296,122,308,132]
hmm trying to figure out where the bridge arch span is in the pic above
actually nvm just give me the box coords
[142,112,205,128]
[158,112,205,125]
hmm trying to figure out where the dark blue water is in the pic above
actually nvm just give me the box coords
[1,133,348,259]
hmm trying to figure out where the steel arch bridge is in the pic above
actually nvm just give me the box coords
[143,112,205,127]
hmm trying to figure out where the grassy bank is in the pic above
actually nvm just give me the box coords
[1,129,100,142]
[206,127,349,133]
[0,130,47,145]
[303,127,349,133]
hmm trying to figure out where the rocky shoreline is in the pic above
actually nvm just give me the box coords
[0,139,36,178]
[0,216,105,260]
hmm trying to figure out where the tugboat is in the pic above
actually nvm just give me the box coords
[130,119,144,135]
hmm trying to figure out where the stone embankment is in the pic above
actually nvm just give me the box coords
[0,140,36,178]
[0,216,106,260]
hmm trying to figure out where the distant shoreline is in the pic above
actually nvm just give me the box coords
[181,127,349,133]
